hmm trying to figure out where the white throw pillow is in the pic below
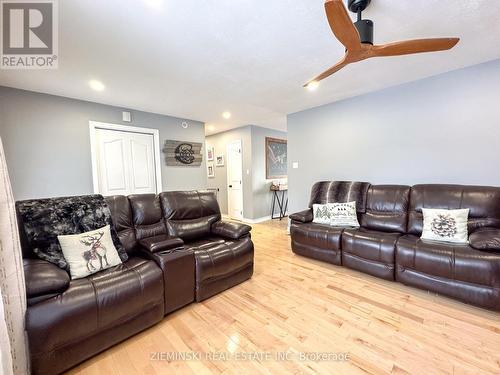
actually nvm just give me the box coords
[58,225,123,279]
[421,208,469,244]
[330,202,360,227]
[312,204,333,225]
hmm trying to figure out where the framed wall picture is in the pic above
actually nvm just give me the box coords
[207,146,214,161]
[265,137,287,179]
[207,162,215,178]
[216,154,224,167]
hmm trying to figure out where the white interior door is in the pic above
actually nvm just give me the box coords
[94,128,157,196]
[227,140,244,220]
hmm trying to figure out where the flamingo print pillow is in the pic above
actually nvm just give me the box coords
[58,225,122,279]
[421,208,469,244]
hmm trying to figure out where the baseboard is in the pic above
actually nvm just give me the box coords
[222,214,288,224]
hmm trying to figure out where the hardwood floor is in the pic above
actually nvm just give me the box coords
[67,220,500,375]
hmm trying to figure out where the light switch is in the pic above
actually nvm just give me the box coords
[292,162,299,169]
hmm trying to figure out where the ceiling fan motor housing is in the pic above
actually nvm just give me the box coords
[354,19,373,44]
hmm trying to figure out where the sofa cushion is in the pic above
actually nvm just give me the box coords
[469,227,500,251]
[408,184,500,236]
[342,228,402,280]
[308,181,370,213]
[24,259,70,299]
[160,191,221,241]
[105,195,137,254]
[16,195,128,270]
[396,235,500,288]
[26,257,164,356]
[360,185,410,233]
[58,225,123,279]
[211,221,251,240]
[421,208,469,244]
[289,209,313,223]
[129,194,167,240]
[290,222,343,265]
[194,236,254,282]
[139,234,184,253]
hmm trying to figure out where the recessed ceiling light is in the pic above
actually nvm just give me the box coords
[222,111,231,120]
[143,0,164,10]
[208,125,216,132]
[89,79,105,92]
[306,81,319,91]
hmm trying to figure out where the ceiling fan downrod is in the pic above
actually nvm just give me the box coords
[348,0,374,45]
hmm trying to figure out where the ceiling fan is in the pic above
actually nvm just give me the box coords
[304,0,460,88]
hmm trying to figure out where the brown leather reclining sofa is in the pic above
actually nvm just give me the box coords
[290,182,500,311]
[18,190,254,375]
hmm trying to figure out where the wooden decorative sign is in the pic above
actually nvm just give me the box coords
[163,140,203,166]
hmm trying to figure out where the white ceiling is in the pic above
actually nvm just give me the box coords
[1,0,499,135]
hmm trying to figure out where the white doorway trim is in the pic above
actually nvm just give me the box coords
[89,121,163,194]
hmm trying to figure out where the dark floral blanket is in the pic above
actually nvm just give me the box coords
[16,194,128,270]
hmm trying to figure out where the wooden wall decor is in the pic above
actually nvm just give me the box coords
[163,140,203,166]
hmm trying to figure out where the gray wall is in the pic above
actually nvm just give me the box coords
[0,86,207,200]
[287,59,500,214]
[250,126,287,219]
[206,125,287,220]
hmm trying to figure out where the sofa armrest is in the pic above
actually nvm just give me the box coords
[470,228,500,251]
[289,209,313,223]
[23,259,70,298]
[139,235,184,254]
[211,221,251,240]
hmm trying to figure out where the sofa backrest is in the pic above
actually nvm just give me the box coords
[129,194,167,240]
[104,195,137,255]
[308,181,370,213]
[160,190,221,241]
[408,184,500,235]
[360,185,410,233]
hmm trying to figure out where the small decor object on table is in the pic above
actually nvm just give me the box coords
[266,137,287,179]
[270,179,288,220]
[216,154,224,167]
[207,146,214,161]
[207,162,215,178]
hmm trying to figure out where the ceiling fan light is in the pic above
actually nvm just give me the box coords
[306,81,319,91]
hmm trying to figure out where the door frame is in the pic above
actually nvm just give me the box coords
[226,139,244,221]
[89,121,163,194]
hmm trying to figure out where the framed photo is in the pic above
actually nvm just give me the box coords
[207,162,215,178]
[265,137,287,179]
[207,146,214,161]
[216,154,224,167]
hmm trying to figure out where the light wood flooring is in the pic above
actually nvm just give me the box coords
[67,219,500,375]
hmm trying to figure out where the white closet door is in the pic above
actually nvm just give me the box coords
[95,128,157,196]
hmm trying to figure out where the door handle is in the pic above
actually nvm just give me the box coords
[229,185,233,188]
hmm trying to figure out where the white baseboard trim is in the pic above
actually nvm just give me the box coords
[241,215,272,224]
[222,214,288,224]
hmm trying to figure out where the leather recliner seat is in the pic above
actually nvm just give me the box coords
[18,190,254,375]
[290,182,500,311]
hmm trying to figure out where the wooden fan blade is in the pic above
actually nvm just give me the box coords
[371,38,459,57]
[325,0,361,51]
[303,57,349,87]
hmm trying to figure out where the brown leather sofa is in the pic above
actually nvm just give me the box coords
[18,190,253,375]
[290,182,500,311]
